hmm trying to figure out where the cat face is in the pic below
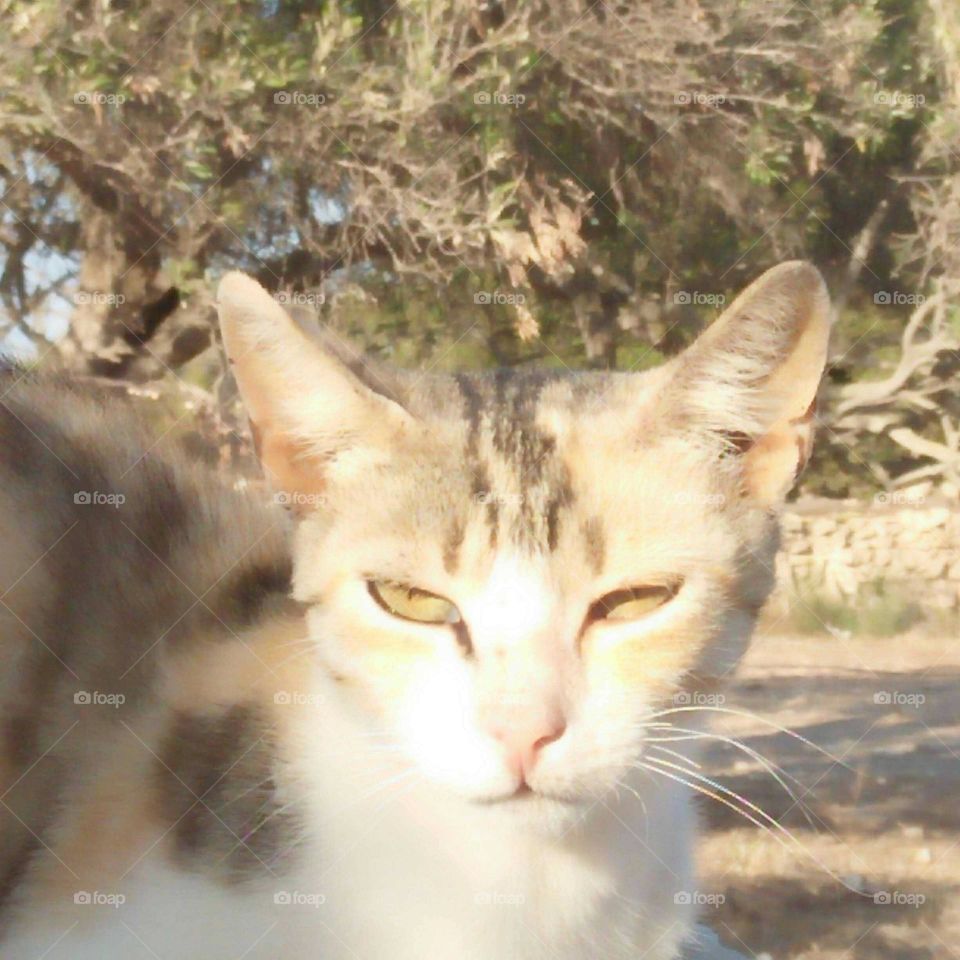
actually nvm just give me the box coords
[217,263,830,818]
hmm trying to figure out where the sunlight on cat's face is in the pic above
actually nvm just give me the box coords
[290,416,758,817]
[216,262,830,823]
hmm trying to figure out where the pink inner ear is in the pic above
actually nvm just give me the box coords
[743,407,816,504]
[253,419,326,510]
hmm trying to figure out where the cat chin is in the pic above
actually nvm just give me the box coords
[500,797,594,835]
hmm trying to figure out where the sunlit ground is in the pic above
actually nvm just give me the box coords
[697,627,960,959]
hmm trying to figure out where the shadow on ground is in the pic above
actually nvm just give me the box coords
[711,876,946,960]
[700,668,960,834]
[695,638,960,959]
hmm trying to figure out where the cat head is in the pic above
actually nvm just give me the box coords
[217,263,830,820]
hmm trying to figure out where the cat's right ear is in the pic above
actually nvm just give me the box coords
[217,272,413,504]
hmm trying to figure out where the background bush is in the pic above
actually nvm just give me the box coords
[2,0,959,496]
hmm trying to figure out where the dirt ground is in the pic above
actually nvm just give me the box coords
[696,626,960,960]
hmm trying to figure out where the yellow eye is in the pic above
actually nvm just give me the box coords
[368,581,461,625]
[590,583,680,622]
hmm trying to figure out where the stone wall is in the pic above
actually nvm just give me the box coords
[776,499,960,611]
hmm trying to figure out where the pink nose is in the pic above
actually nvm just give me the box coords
[490,712,567,779]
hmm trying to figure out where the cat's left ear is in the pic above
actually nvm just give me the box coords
[671,261,831,504]
[217,272,413,505]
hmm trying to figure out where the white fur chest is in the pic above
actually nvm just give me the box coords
[3,692,697,960]
[2,774,694,960]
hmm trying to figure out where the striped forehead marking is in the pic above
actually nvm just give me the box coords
[444,372,577,571]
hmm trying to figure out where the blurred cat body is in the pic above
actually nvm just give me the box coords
[0,262,830,959]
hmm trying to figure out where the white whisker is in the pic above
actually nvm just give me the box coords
[643,723,822,831]
[637,757,868,897]
[644,706,855,772]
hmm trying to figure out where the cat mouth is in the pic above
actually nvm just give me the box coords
[480,784,582,806]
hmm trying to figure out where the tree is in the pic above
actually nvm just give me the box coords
[0,0,955,494]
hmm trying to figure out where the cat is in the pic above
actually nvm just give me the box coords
[0,261,830,959]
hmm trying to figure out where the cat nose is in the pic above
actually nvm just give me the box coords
[491,712,567,777]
